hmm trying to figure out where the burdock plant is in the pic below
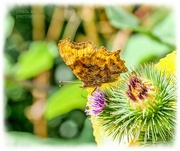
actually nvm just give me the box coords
[86,51,176,146]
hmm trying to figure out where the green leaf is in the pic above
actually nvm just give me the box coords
[121,34,171,68]
[45,83,88,120]
[14,41,54,80]
[105,6,140,29]
[78,117,95,143]
[152,13,175,46]
[106,6,175,49]
[142,7,170,29]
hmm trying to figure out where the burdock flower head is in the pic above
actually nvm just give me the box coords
[93,63,176,145]
[86,51,176,146]
[85,87,107,116]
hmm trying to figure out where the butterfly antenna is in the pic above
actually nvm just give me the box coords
[59,80,82,87]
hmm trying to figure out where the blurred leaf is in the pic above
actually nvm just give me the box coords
[122,34,172,68]
[47,42,59,58]
[142,7,170,29]
[45,83,88,120]
[152,13,175,46]
[106,6,175,49]
[106,6,140,29]
[14,41,54,80]
[78,117,95,143]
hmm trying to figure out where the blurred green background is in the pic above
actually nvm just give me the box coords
[4,4,175,146]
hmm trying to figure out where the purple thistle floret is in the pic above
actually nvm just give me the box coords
[85,87,107,116]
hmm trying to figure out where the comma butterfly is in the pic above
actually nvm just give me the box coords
[58,38,128,88]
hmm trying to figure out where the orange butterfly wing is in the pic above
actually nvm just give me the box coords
[58,38,127,87]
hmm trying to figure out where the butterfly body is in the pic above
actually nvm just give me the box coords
[58,38,127,88]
